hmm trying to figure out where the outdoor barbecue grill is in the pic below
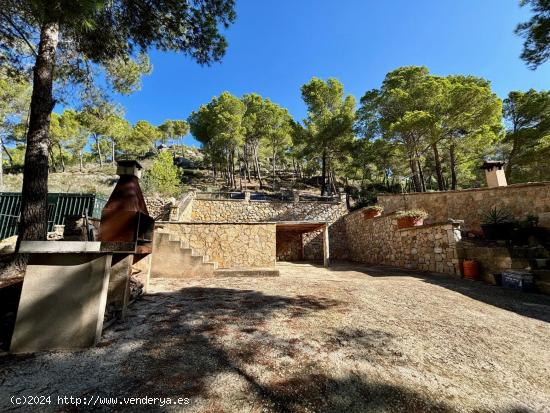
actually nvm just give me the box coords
[10,159,156,353]
[99,160,154,255]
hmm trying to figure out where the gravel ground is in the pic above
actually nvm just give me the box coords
[1,262,549,413]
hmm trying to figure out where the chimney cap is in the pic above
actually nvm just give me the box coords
[116,159,143,170]
[481,160,505,170]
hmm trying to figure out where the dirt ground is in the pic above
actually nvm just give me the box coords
[1,262,549,412]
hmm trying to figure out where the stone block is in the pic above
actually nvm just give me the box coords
[11,250,112,353]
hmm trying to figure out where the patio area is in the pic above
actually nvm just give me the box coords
[1,262,549,412]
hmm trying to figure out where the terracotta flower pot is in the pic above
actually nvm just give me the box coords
[363,210,382,219]
[462,260,480,280]
[397,216,424,229]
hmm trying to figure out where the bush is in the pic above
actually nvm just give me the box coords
[142,152,182,196]
[364,205,384,212]
[395,209,428,219]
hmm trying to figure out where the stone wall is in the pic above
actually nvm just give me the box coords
[191,199,348,223]
[378,182,550,232]
[161,222,276,268]
[276,231,303,261]
[455,242,512,284]
[343,209,462,275]
[190,198,349,260]
[144,197,174,221]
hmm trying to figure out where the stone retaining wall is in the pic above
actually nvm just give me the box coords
[191,198,348,223]
[189,198,349,261]
[378,182,550,232]
[144,197,174,221]
[343,209,462,275]
[160,222,276,268]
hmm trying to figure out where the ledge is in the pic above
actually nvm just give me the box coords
[397,220,464,231]
[19,241,104,254]
[156,221,278,225]
[377,181,550,198]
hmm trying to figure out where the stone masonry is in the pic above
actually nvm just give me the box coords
[160,222,276,269]
[191,198,348,223]
[378,182,550,232]
[343,208,462,275]
[190,197,349,260]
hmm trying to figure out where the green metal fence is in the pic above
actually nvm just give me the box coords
[0,193,107,240]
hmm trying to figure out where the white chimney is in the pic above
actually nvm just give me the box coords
[116,160,143,179]
[481,160,507,188]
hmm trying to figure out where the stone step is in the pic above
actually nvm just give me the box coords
[151,232,220,278]
[535,280,550,295]
[214,268,280,277]
[533,269,550,282]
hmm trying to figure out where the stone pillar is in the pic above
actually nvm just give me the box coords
[108,254,133,320]
[169,205,180,221]
[244,191,251,203]
[323,223,330,267]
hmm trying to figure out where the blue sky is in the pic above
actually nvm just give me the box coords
[116,0,549,147]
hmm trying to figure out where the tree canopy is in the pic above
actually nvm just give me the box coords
[516,0,550,69]
[503,89,550,181]
[356,66,502,192]
[0,0,237,243]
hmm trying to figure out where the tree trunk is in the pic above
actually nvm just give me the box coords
[417,159,426,192]
[111,139,116,165]
[57,143,65,172]
[431,143,445,191]
[272,148,276,192]
[330,169,338,195]
[409,157,422,192]
[449,143,458,190]
[49,148,56,172]
[321,149,327,196]
[96,135,103,167]
[253,144,263,188]
[231,150,237,189]
[79,150,83,172]
[17,21,59,247]
[1,139,14,165]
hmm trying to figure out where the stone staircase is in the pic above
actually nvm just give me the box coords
[151,232,219,278]
[533,269,550,295]
[508,245,550,295]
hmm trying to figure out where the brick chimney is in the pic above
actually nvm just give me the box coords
[481,160,507,188]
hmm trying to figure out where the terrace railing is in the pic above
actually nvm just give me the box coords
[0,192,107,240]
[194,191,341,203]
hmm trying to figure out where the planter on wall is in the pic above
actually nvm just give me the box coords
[363,210,382,219]
[397,216,424,229]
[462,259,480,280]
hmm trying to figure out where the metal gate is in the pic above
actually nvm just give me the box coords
[0,193,107,240]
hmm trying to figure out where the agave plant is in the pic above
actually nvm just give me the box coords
[481,207,513,225]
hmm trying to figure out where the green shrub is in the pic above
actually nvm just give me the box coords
[142,151,181,196]
[364,205,384,212]
[395,209,428,219]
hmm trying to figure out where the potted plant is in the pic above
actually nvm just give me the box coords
[395,209,428,229]
[480,207,514,241]
[363,205,384,219]
[510,214,538,245]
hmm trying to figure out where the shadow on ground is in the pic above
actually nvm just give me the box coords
[325,262,550,324]
[110,287,454,412]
